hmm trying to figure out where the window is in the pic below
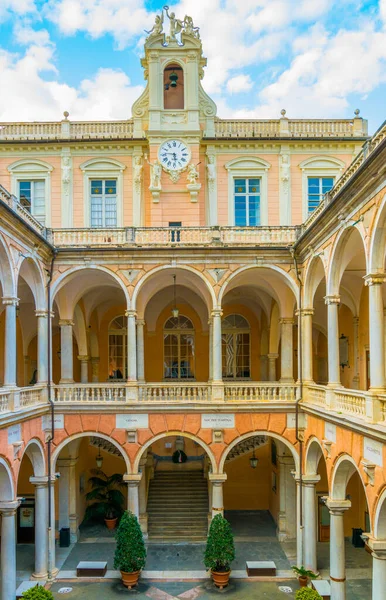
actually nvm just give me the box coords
[234,178,260,226]
[307,177,334,213]
[108,316,127,379]
[18,180,46,223]
[222,314,250,379]
[164,315,195,379]
[90,179,117,228]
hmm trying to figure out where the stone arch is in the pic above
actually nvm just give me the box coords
[21,439,46,478]
[369,193,386,272]
[305,437,325,475]
[327,225,368,296]
[374,487,386,538]
[73,305,88,356]
[133,431,217,474]
[331,454,367,502]
[132,265,216,316]
[0,233,15,296]
[17,256,46,311]
[219,431,299,474]
[0,456,15,501]
[52,432,131,474]
[303,254,327,308]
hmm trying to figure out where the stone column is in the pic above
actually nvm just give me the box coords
[59,319,74,383]
[352,316,360,389]
[48,478,58,579]
[293,475,304,566]
[125,310,137,381]
[209,474,227,518]
[277,455,296,541]
[260,355,268,380]
[326,498,351,600]
[78,356,89,383]
[298,308,314,382]
[325,296,341,386]
[57,458,79,543]
[2,297,18,386]
[30,476,49,579]
[365,275,385,390]
[136,319,145,382]
[208,317,213,381]
[268,353,279,382]
[303,474,321,572]
[366,540,386,600]
[124,474,141,518]
[91,357,100,382]
[138,457,148,535]
[36,310,49,384]
[280,318,294,382]
[211,309,223,383]
[0,500,20,600]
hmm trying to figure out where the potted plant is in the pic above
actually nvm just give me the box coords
[84,469,125,529]
[292,565,318,587]
[204,513,235,589]
[22,585,54,599]
[295,588,322,599]
[114,510,147,588]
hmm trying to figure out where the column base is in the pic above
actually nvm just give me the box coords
[32,571,48,580]
[59,379,74,384]
[47,567,59,581]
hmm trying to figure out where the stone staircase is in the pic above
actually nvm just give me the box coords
[147,470,209,541]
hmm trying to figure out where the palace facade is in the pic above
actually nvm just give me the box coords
[0,10,385,600]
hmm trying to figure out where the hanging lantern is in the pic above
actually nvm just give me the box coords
[96,445,103,469]
[171,275,179,320]
[249,448,259,469]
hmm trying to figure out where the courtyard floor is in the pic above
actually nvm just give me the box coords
[11,511,372,599]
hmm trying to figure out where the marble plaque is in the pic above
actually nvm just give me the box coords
[324,422,336,443]
[201,414,235,429]
[364,437,383,467]
[8,424,22,444]
[42,414,64,431]
[116,414,149,429]
[286,413,307,429]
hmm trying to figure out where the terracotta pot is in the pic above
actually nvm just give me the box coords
[104,517,117,530]
[211,569,231,589]
[299,575,308,587]
[121,570,140,589]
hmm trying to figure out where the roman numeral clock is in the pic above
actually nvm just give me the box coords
[158,139,191,183]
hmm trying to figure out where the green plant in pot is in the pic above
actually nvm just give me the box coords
[292,565,318,587]
[84,469,125,529]
[295,588,322,599]
[204,513,235,589]
[22,584,54,600]
[114,510,147,588]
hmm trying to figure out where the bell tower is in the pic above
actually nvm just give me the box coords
[132,7,217,137]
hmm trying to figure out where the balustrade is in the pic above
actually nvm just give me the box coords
[19,386,45,408]
[0,390,11,413]
[335,389,367,418]
[304,384,327,408]
[53,384,126,403]
[224,383,297,402]
[138,383,210,403]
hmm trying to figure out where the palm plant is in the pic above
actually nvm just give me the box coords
[84,469,125,522]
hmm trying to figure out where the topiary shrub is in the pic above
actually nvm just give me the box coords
[295,587,322,600]
[113,510,146,573]
[204,513,235,573]
[22,585,54,600]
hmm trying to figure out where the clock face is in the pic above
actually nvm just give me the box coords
[158,140,191,171]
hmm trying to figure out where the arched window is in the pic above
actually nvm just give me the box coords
[222,314,250,379]
[108,315,126,379]
[164,315,195,379]
[164,63,184,110]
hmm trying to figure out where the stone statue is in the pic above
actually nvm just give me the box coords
[207,155,216,189]
[280,154,290,194]
[187,162,199,185]
[145,13,163,37]
[133,156,143,191]
[184,16,200,38]
[164,5,184,40]
[145,154,162,189]
[62,155,71,184]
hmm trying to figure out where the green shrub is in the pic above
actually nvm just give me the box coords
[22,585,54,600]
[295,588,322,600]
[84,469,125,522]
[292,565,318,579]
[204,513,235,572]
[114,510,146,573]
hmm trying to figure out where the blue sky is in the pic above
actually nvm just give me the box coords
[0,0,385,132]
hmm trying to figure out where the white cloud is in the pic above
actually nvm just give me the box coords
[0,0,35,22]
[227,74,253,94]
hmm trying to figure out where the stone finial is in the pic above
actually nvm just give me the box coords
[280,109,287,117]
[354,108,360,116]
[63,111,69,120]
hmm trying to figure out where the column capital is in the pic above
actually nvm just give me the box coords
[364,273,386,286]
[279,317,295,325]
[324,295,340,305]
[325,497,351,514]
[29,476,50,487]
[2,296,19,306]
[125,310,137,318]
[268,353,279,360]
[77,355,89,362]
[35,309,49,318]
[0,499,21,514]
[91,356,100,364]
[295,307,314,316]
[211,309,223,318]
[59,319,74,327]
[364,536,386,556]
[123,473,142,486]
[302,473,321,486]
[208,473,227,484]
[136,318,146,327]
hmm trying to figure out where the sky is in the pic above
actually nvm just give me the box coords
[0,0,385,132]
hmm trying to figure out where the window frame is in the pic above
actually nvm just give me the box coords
[163,315,195,381]
[108,315,127,380]
[299,156,345,221]
[225,157,270,226]
[233,177,261,227]
[221,314,251,380]
[80,158,126,228]
[8,159,53,226]
[307,176,335,215]
[90,178,118,228]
